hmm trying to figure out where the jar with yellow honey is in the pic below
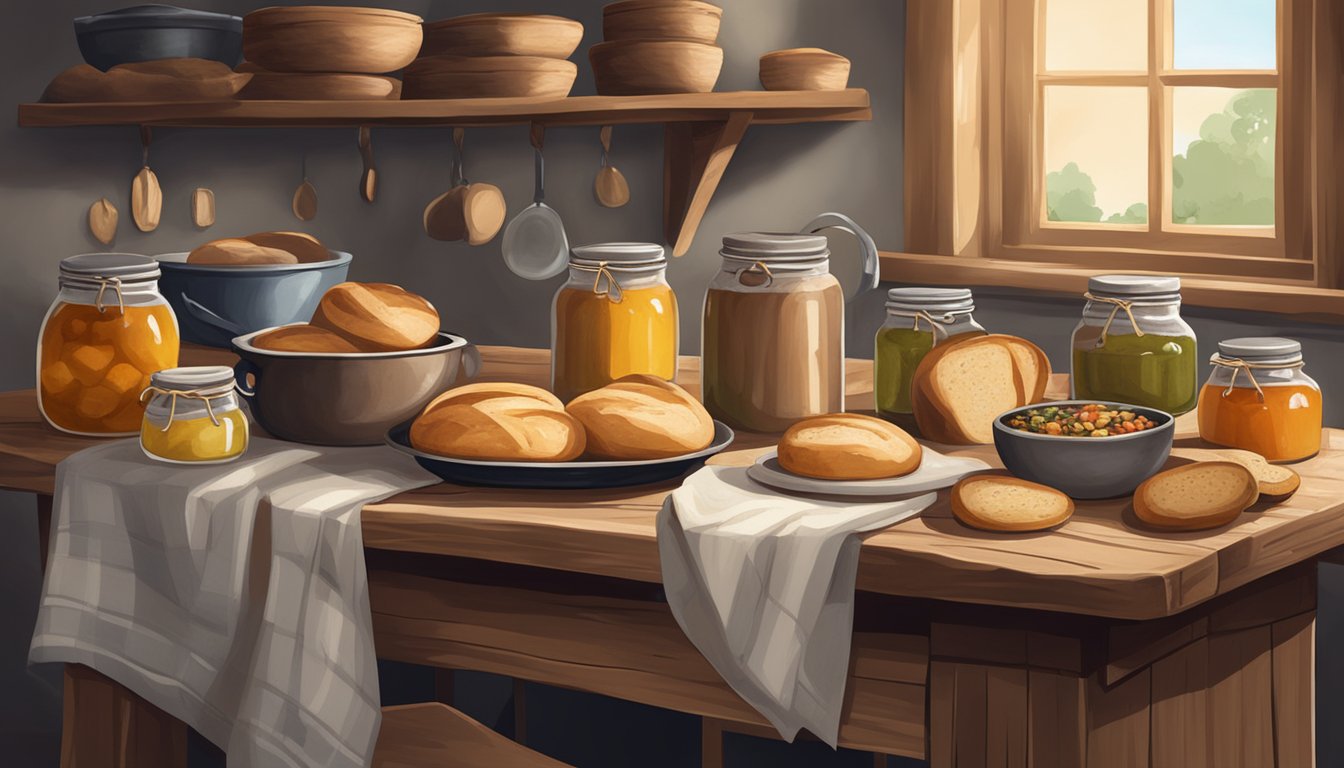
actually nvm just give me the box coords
[140,366,248,464]
[551,243,678,403]
[1198,338,1322,463]
[38,254,180,435]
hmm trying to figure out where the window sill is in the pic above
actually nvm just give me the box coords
[878,251,1344,323]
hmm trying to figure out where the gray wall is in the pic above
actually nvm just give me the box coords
[1,0,1340,765]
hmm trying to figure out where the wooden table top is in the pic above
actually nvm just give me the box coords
[4,345,1343,621]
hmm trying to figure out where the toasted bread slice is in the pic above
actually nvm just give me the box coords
[777,413,922,480]
[1134,461,1259,531]
[951,474,1074,532]
[911,335,1050,445]
[1178,449,1301,503]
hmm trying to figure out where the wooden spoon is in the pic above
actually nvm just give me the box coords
[292,154,317,221]
[191,188,215,228]
[594,125,630,208]
[88,197,118,244]
[130,127,162,232]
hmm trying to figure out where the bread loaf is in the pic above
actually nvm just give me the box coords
[243,231,330,263]
[422,382,563,414]
[951,474,1074,532]
[410,393,585,462]
[565,374,714,460]
[252,325,360,353]
[777,413,922,480]
[1179,449,1301,502]
[912,335,1052,444]
[311,282,440,352]
[187,239,298,265]
[41,61,251,103]
[1133,462,1259,531]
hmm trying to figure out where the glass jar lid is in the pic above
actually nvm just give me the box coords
[149,365,235,393]
[1214,337,1303,366]
[570,242,665,269]
[721,232,830,265]
[1087,274,1181,303]
[886,287,974,314]
[60,253,161,283]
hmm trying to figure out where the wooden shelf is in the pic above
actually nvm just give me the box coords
[18,89,870,255]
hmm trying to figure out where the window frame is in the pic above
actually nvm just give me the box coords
[901,0,1341,306]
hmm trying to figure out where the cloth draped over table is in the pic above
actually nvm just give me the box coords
[29,438,437,768]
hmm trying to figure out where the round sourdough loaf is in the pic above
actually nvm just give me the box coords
[565,374,714,460]
[421,382,564,414]
[950,474,1074,532]
[311,282,441,352]
[252,325,361,353]
[410,392,585,462]
[187,238,298,265]
[242,231,330,263]
[777,413,922,480]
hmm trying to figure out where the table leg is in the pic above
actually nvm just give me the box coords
[37,493,51,571]
[60,664,186,768]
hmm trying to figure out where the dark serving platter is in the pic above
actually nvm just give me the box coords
[386,419,735,490]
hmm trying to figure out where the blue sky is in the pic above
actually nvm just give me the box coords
[1173,0,1276,69]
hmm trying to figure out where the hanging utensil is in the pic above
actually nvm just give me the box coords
[131,125,161,232]
[191,187,215,228]
[424,127,506,245]
[358,125,377,203]
[502,123,569,280]
[292,153,317,221]
[594,125,629,208]
[88,197,118,244]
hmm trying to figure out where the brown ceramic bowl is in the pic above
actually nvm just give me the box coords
[421,13,584,59]
[403,55,577,99]
[759,48,851,91]
[589,40,722,95]
[242,6,423,74]
[232,326,480,446]
[237,71,401,100]
[602,0,722,44]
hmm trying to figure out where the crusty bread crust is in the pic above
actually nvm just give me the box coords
[252,325,360,353]
[565,374,713,460]
[311,282,441,352]
[423,382,563,414]
[410,394,585,462]
[777,413,922,480]
[243,231,330,263]
[187,239,298,265]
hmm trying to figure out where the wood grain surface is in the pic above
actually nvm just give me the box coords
[4,345,1344,620]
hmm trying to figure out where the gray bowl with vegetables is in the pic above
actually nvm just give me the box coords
[992,400,1174,500]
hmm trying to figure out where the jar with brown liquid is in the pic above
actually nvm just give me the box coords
[701,233,845,433]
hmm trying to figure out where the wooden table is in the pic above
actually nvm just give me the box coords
[3,346,1341,767]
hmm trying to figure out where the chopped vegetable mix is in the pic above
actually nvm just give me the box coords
[1004,404,1160,438]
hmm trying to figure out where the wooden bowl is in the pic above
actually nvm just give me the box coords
[589,40,722,95]
[403,56,577,100]
[238,71,401,100]
[422,13,584,59]
[243,6,423,74]
[602,0,722,44]
[759,48,851,91]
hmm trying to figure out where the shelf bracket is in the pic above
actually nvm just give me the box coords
[663,111,753,257]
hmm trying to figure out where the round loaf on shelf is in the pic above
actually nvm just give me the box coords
[186,238,298,265]
[421,13,584,59]
[41,60,251,102]
[252,325,361,353]
[410,392,586,462]
[310,282,441,352]
[777,413,923,480]
[565,374,715,460]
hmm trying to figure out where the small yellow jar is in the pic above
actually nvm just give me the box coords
[139,366,248,464]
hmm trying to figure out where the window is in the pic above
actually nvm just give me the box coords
[902,0,1344,313]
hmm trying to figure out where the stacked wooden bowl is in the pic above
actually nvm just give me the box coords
[403,13,583,100]
[589,0,724,95]
[238,6,423,100]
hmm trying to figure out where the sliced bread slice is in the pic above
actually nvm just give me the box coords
[1133,461,1259,531]
[951,474,1075,532]
[911,335,1050,444]
[1178,449,1301,503]
[996,335,1052,403]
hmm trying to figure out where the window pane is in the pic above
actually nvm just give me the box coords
[1045,0,1146,71]
[1173,0,1276,70]
[1044,86,1149,225]
[1171,88,1275,226]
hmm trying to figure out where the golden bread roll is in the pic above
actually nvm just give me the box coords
[1133,462,1259,531]
[187,238,298,265]
[252,325,360,353]
[951,474,1074,532]
[777,413,923,480]
[422,382,563,414]
[311,282,440,352]
[243,231,330,263]
[565,374,714,460]
[410,395,586,462]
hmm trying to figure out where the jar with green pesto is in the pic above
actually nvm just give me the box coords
[1071,275,1198,414]
[874,287,987,423]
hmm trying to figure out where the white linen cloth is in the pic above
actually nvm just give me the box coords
[29,437,438,768]
[657,466,938,747]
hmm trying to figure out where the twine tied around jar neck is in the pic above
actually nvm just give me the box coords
[570,261,625,303]
[1083,292,1146,348]
[1211,356,1306,403]
[60,274,127,315]
[736,260,774,288]
[138,383,236,431]
[886,308,975,339]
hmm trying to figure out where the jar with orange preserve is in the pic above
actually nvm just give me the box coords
[37,254,180,435]
[551,243,678,403]
[1197,338,1322,462]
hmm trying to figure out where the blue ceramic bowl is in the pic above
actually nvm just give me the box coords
[992,400,1174,500]
[155,250,351,348]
